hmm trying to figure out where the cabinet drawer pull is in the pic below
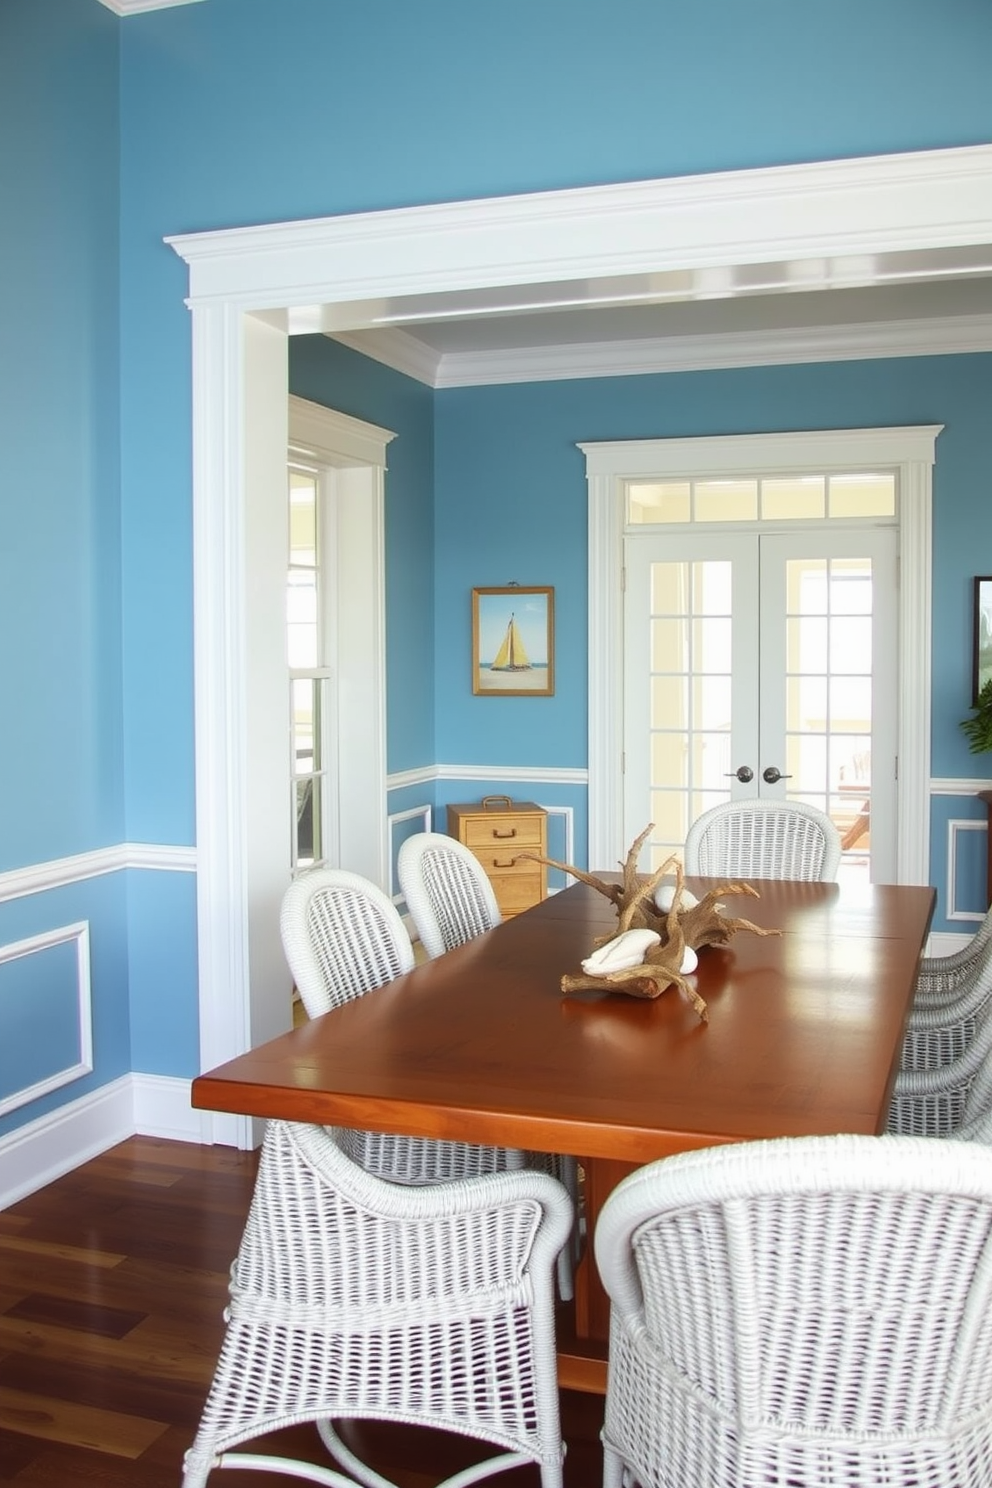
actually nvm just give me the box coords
[493,827,517,839]
[493,856,517,868]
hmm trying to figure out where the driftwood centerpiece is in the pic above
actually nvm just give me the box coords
[521,824,780,1022]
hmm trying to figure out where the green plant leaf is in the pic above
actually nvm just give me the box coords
[961,676,992,754]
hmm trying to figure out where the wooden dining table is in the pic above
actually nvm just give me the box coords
[191,874,935,1392]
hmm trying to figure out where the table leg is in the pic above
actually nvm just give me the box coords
[555,1156,638,1395]
[573,1157,637,1340]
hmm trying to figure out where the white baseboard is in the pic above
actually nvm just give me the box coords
[0,1072,213,1210]
[0,1076,134,1209]
[926,930,974,957]
[132,1072,208,1143]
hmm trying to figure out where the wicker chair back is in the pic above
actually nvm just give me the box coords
[596,1133,992,1488]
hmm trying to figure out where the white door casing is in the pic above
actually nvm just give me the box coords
[167,148,982,1146]
[583,426,941,877]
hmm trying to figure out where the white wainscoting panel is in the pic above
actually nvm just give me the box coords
[388,803,433,902]
[946,818,988,924]
[0,922,93,1118]
[538,803,575,880]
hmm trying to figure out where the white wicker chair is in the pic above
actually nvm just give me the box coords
[913,903,992,1009]
[182,1120,571,1488]
[683,798,842,881]
[280,869,523,1185]
[594,1133,992,1488]
[397,831,503,960]
[900,953,992,1072]
[397,832,580,1300]
[888,1003,992,1136]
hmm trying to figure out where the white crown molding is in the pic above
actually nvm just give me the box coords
[97,0,204,14]
[167,145,992,313]
[0,843,196,905]
[428,313,992,389]
[329,329,443,388]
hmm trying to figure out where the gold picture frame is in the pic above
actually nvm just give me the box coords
[472,586,554,696]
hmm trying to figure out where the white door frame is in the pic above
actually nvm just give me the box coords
[167,146,989,1145]
[581,426,942,878]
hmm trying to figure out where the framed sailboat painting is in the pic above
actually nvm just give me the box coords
[472,586,554,696]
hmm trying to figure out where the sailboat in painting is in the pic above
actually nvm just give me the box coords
[491,613,532,671]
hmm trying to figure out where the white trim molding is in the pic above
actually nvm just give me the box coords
[166,146,991,1128]
[0,842,196,905]
[167,145,992,312]
[388,804,432,900]
[346,312,992,390]
[539,803,575,870]
[387,763,590,790]
[97,0,204,12]
[930,776,992,795]
[0,923,93,1118]
[946,818,988,924]
[582,425,940,881]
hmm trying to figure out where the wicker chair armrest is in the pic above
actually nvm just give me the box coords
[288,1120,573,1250]
[891,1028,991,1099]
[906,977,989,1029]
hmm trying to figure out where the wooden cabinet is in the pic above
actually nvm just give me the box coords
[447,796,547,918]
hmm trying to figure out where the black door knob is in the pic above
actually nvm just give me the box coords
[725,765,754,783]
[762,765,793,785]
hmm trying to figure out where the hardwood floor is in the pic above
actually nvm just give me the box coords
[0,1137,605,1486]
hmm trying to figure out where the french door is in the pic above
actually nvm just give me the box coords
[623,526,898,881]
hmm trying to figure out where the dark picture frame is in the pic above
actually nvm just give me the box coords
[471,586,554,696]
[973,575,992,704]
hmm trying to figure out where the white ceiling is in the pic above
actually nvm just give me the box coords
[312,244,992,388]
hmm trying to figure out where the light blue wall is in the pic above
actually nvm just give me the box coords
[0,0,123,869]
[1,0,991,1137]
[0,1,134,1134]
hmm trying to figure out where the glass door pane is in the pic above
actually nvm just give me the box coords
[625,533,759,870]
[759,530,897,884]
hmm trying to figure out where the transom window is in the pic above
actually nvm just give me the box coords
[627,472,896,525]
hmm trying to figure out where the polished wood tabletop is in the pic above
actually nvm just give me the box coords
[193,876,934,1162]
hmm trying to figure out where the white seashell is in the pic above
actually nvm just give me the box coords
[582,928,660,976]
[654,882,699,913]
[680,946,698,975]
